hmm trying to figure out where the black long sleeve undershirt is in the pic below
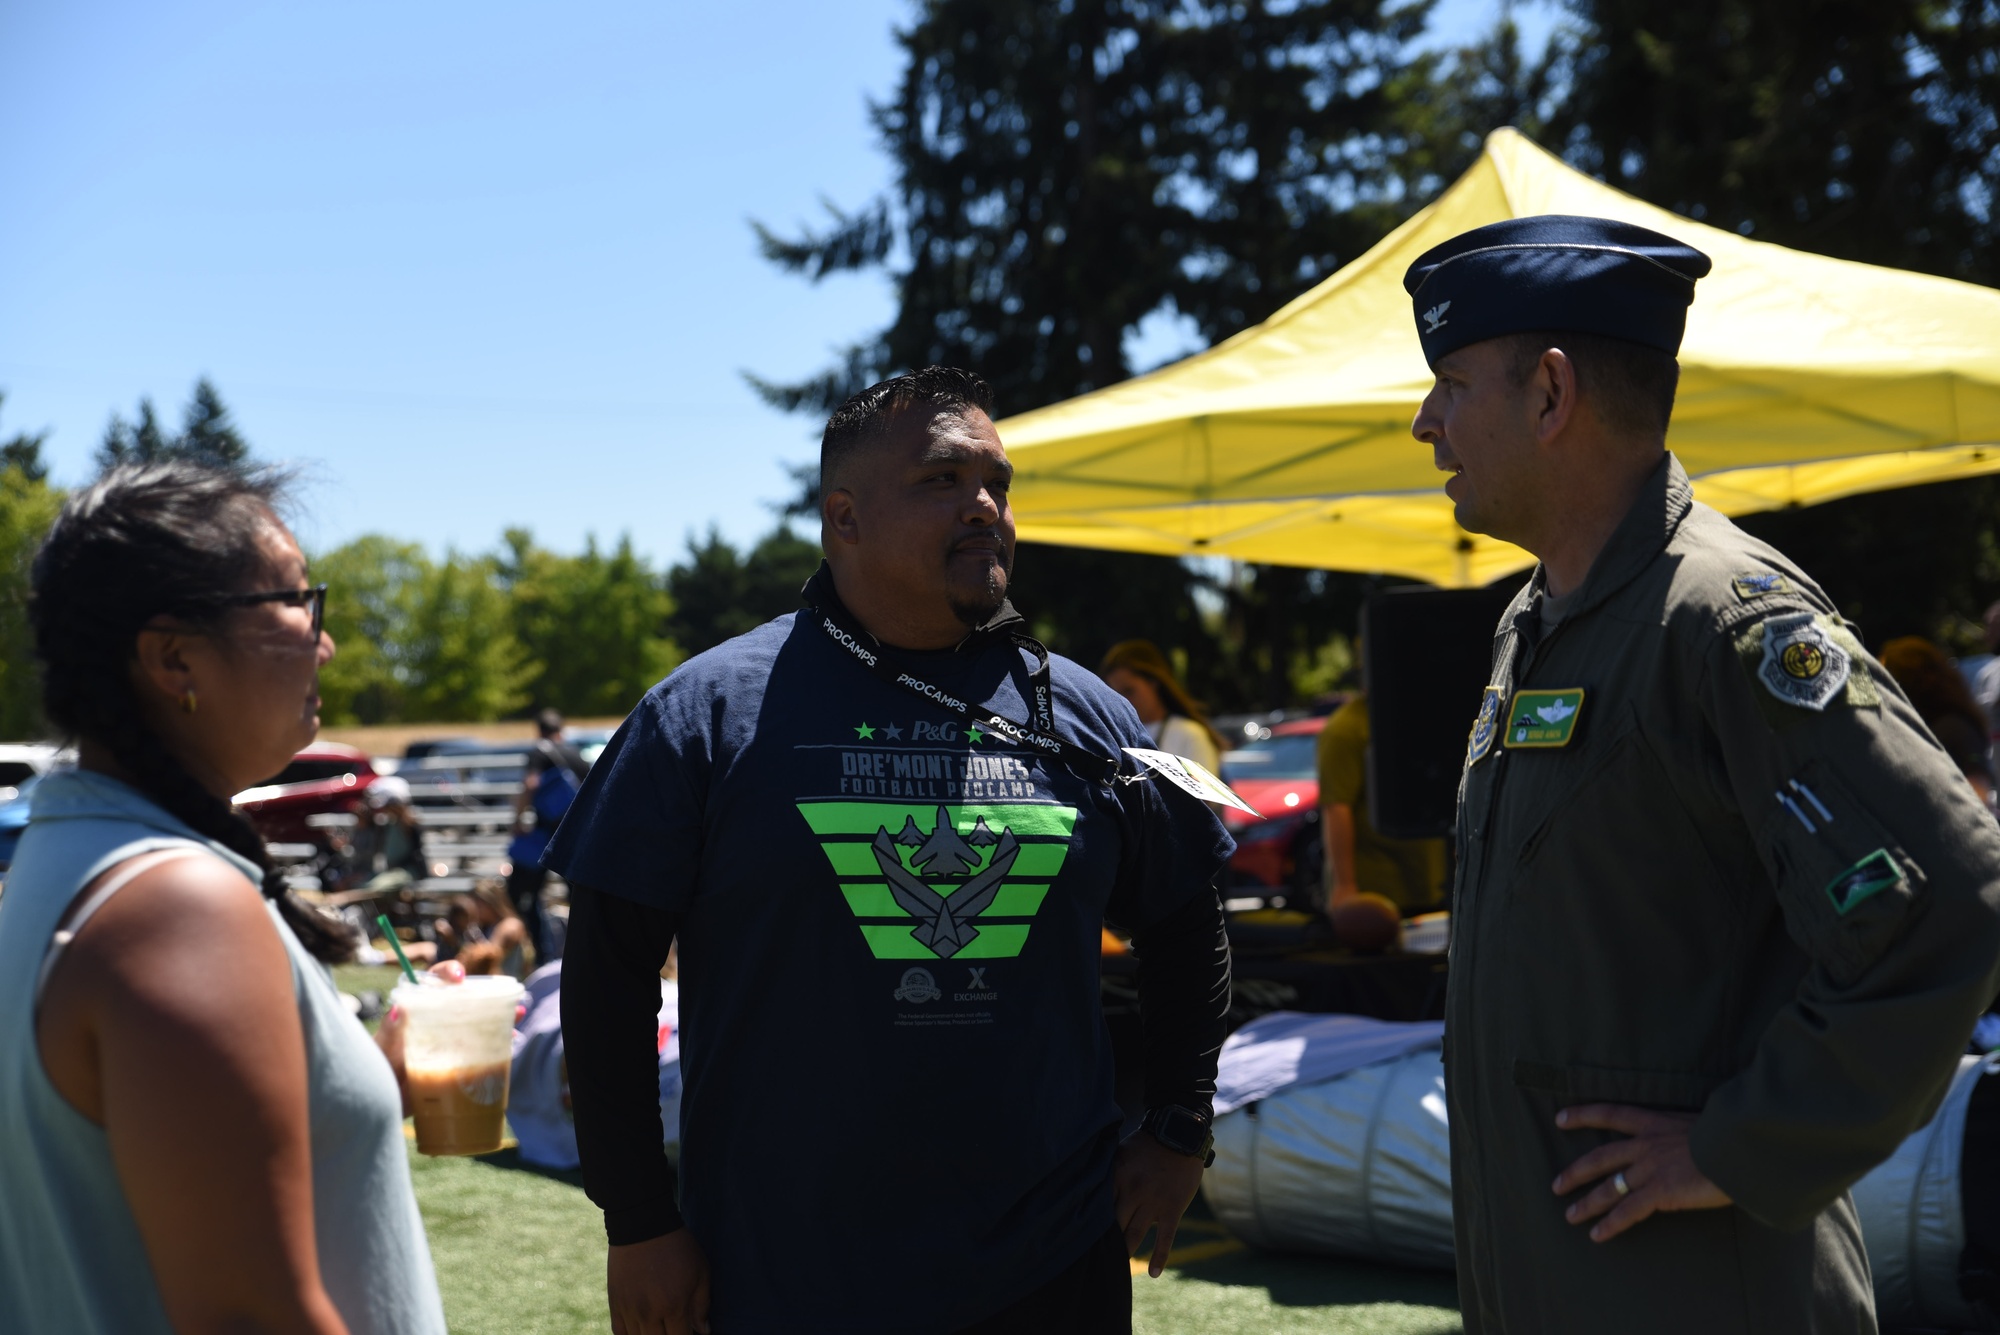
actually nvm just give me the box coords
[1127,883,1232,1117]
[562,878,1233,1246]
[560,883,684,1245]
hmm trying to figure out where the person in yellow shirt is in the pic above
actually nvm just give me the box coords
[1315,691,1445,915]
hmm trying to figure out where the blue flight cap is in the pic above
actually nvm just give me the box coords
[1402,215,1712,366]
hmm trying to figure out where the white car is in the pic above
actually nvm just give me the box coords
[0,744,66,804]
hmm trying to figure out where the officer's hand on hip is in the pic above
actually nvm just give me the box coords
[1115,1133,1207,1278]
[1551,1104,1732,1242]
[607,1227,710,1335]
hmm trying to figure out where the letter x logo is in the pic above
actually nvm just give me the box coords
[966,967,989,989]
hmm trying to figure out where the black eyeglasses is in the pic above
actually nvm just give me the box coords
[200,584,328,636]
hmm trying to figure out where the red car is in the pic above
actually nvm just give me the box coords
[236,743,378,849]
[1220,716,1328,903]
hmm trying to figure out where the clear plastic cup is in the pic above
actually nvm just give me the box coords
[392,974,525,1156]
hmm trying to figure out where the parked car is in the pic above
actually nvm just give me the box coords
[0,743,64,803]
[234,743,378,849]
[1220,716,1329,905]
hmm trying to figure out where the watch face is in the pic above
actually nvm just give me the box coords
[1149,1107,1209,1156]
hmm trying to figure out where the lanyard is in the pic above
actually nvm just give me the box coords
[806,593,1120,786]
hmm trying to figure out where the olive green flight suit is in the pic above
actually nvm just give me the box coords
[1448,454,2000,1334]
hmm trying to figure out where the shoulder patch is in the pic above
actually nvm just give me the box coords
[1752,611,1849,711]
[1732,572,1793,601]
[1467,686,1503,765]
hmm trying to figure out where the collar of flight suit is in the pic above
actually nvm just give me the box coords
[1525,451,1694,630]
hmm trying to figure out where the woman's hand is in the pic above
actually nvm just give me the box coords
[375,960,466,1116]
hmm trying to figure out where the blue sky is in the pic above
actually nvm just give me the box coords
[0,0,1555,565]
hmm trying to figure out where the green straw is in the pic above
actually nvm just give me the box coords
[376,913,420,985]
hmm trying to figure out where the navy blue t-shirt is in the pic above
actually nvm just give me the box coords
[545,610,1231,1334]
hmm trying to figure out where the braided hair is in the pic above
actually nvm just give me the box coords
[30,459,359,962]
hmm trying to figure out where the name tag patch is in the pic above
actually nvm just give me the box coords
[1503,689,1585,749]
[1468,686,1504,764]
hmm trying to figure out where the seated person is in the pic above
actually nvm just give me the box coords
[508,957,682,1172]
[1315,691,1445,946]
[431,885,531,978]
[335,776,427,893]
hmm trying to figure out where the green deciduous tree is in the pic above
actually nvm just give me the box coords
[501,529,681,717]
[401,553,534,722]
[0,459,64,739]
[314,538,532,725]
[0,393,52,485]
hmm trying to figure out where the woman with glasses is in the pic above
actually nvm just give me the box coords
[0,460,449,1335]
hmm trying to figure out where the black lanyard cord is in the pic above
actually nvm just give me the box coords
[806,594,1120,786]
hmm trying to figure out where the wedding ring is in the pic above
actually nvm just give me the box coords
[1612,1171,1631,1197]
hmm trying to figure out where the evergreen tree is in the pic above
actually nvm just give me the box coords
[1550,0,2000,284]
[1540,0,2000,642]
[666,527,822,657]
[750,0,1433,416]
[97,378,253,473]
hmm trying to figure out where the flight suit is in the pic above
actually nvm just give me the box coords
[1448,454,2000,1334]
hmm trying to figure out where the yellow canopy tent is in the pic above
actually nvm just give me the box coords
[997,128,2000,587]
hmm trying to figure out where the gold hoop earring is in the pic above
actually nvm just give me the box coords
[180,690,198,715]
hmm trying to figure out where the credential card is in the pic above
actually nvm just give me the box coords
[1122,747,1262,817]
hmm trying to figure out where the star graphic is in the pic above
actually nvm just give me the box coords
[855,722,876,740]
[883,722,903,740]
[966,725,986,744]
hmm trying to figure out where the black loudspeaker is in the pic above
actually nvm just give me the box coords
[1361,582,1523,839]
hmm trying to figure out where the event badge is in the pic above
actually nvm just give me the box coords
[1502,689,1586,749]
[1123,748,1262,817]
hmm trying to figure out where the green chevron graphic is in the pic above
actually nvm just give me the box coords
[797,801,1078,960]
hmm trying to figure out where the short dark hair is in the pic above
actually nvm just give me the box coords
[537,708,565,736]
[1502,330,1681,438]
[820,367,996,493]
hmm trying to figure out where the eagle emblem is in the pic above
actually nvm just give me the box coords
[870,806,1020,958]
[1422,301,1452,333]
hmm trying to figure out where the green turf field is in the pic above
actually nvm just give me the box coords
[342,966,1464,1333]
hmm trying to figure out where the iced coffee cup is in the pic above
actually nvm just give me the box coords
[392,974,525,1156]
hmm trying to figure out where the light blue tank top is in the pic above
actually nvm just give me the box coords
[0,769,447,1335]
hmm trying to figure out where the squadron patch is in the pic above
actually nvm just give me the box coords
[1824,848,1905,916]
[1467,686,1504,764]
[1732,572,1793,601]
[1503,689,1585,749]
[1756,612,1850,711]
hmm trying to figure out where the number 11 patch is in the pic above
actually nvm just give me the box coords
[1503,689,1586,749]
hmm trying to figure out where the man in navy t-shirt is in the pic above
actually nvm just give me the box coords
[551,366,1234,1335]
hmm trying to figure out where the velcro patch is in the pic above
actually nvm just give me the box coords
[1755,612,1850,711]
[1732,572,1793,601]
[1467,686,1503,764]
[1824,848,1905,915]
[1502,688,1585,749]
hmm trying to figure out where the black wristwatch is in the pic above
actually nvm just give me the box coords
[1141,1105,1216,1166]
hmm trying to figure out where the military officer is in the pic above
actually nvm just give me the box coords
[1406,214,2000,1333]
